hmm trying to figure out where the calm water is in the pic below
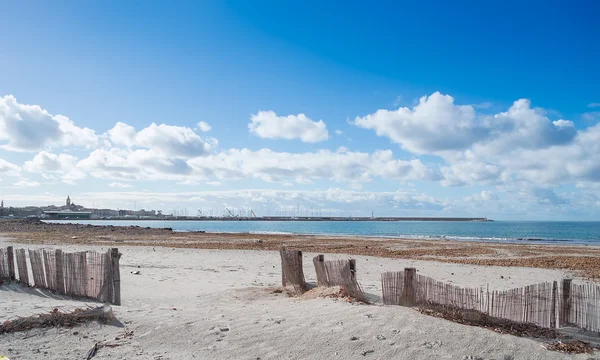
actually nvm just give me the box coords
[44,220,600,245]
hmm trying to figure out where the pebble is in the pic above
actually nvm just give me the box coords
[350,336,359,341]
[376,334,386,340]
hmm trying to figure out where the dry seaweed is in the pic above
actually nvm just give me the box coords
[417,304,558,339]
[544,340,595,354]
[0,306,114,334]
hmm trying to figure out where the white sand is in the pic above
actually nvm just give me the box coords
[0,238,591,359]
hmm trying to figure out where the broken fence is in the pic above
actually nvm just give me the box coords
[0,246,121,305]
[382,268,600,333]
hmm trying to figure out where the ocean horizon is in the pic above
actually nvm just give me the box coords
[44,219,600,245]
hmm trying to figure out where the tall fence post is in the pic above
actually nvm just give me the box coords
[349,259,356,279]
[111,248,121,305]
[402,267,417,306]
[7,246,15,281]
[551,280,557,328]
[280,248,287,287]
[55,249,65,294]
[560,279,572,326]
[109,248,121,305]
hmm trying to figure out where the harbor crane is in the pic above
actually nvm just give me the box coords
[251,209,257,217]
[225,208,238,217]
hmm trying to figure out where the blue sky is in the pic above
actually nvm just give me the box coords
[1,1,599,219]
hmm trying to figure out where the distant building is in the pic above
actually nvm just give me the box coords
[66,195,71,207]
[43,210,92,219]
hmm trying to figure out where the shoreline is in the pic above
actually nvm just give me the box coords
[42,219,598,245]
[3,218,600,279]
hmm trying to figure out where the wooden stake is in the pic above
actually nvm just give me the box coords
[403,268,416,306]
[7,246,15,281]
[55,249,65,294]
[551,281,557,328]
[561,279,572,326]
[111,248,121,305]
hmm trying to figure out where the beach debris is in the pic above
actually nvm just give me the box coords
[255,239,264,243]
[350,336,359,341]
[0,306,115,334]
[361,350,375,356]
[86,340,124,359]
[544,340,594,354]
[417,305,558,339]
[376,334,386,340]
[131,270,141,275]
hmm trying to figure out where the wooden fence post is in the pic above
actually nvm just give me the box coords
[551,280,557,328]
[111,248,121,305]
[403,267,417,306]
[7,246,15,281]
[560,279,572,326]
[55,249,64,294]
[280,247,287,287]
[349,259,356,279]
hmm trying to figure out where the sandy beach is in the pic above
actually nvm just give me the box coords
[1,222,598,359]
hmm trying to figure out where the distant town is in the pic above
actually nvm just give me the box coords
[0,196,491,222]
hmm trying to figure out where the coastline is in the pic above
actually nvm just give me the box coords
[3,219,600,279]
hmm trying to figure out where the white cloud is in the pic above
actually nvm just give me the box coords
[23,151,84,184]
[588,103,600,108]
[14,179,41,187]
[197,121,212,132]
[335,129,344,135]
[249,111,329,143]
[354,92,482,154]
[0,95,98,152]
[0,158,20,175]
[108,182,132,188]
[354,92,576,155]
[77,148,193,181]
[107,122,137,147]
[106,122,217,158]
[24,151,78,173]
[206,181,221,186]
[187,148,439,185]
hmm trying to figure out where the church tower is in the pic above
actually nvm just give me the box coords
[66,195,71,207]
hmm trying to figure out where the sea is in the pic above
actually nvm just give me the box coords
[43,220,600,245]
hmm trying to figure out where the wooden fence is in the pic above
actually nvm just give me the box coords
[280,248,307,294]
[0,246,121,305]
[313,255,368,303]
[381,268,600,333]
[568,281,600,332]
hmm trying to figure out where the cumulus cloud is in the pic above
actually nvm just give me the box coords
[355,93,578,156]
[106,122,216,158]
[354,92,483,154]
[23,151,84,184]
[24,152,78,173]
[0,158,20,175]
[249,111,329,143]
[0,95,98,152]
[77,148,193,180]
[197,121,212,132]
